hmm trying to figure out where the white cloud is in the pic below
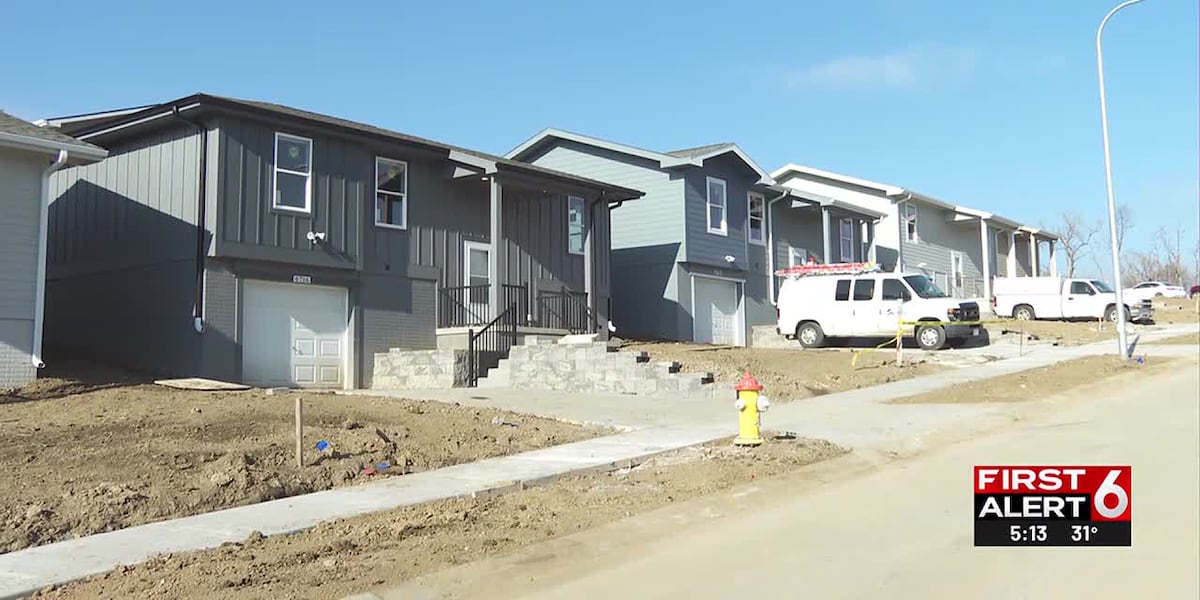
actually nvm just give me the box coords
[784,44,980,91]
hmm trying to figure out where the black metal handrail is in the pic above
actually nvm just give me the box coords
[466,302,519,387]
[535,286,596,334]
[437,284,491,328]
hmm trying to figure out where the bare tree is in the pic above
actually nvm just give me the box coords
[1114,203,1133,252]
[1054,211,1100,277]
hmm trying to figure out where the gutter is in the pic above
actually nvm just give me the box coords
[764,189,791,305]
[31,150,69,369]
[171,107,209,333]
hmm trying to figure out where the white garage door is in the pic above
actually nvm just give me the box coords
[693,276,742,346]
[242,280,349,388]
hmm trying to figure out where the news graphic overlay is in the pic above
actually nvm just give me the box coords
[974,466,1132,546]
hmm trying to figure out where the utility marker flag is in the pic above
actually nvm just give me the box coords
[974,465,1131,546]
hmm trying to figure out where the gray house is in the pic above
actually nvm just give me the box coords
[507,129,883,346]
[40,95,640,388]
[0,112,106,389]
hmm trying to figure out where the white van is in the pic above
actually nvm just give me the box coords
[776,271,982,351]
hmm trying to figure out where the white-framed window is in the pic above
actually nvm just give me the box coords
[839,218,854,261]
[273,132,313,213]
[375,157,408,229]
[568,196,585,255]
[903,203,918,242]
[747,192,765,245]
[705,176,727,235]
[789,247,806,267]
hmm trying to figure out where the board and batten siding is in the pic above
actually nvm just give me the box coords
[0,149,46,387]
[216,117,362,270]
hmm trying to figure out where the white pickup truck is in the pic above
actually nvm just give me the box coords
[991,276,1153,323]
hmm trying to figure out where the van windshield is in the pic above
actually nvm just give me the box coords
[903,275,948,299]
[1091,280,1114,293]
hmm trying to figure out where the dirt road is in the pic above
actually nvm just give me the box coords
[385,357,1200,599]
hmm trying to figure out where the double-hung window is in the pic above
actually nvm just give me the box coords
[568,196,585,255]
[706,177,727,235]
[839,218,854,261]
[273,133,312,212]
[747,192,765,245]
[375,158,408,229]
[903,203,919,242]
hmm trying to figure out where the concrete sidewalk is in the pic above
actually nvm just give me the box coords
[0,324,1193,599]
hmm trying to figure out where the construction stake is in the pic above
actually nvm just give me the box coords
[895,320,903,367]
[294,397,304,469]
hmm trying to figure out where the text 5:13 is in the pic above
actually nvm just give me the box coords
[1010,525,1047,542]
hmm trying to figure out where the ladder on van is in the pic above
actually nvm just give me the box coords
[775,261,881,278]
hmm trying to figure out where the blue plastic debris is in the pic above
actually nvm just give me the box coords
[315,440,331,452]
[376,461,390,471]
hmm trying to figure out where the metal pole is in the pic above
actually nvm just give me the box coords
[1096,0,1145,358]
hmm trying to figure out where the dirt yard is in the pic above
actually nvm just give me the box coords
[888,354,1176,404]
[621,342,941,401]
[1156,332,1200,345]
[1153,298,1200,325]
[0,361,602,553]
[40,435,846,599]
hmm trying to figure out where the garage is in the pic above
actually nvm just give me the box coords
[242,280,350,388]
[692,275,744,346]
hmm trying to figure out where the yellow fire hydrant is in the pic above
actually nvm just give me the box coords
[734,371,769,446]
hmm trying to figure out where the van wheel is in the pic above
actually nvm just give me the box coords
[1013,305,1035,320]
[796,322,825,348]
[916,324,946,351]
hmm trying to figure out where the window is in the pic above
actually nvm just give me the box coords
[839,218,854,261]
[852,279,875,301]
[789,247,806,267]
[1070,281,1095,295]
[747,192,765,245]
[834,279,851,301]
[904,274,949,299]
[1091,280,1114,293]
[903,203,918,242]
[567,196,585,255]
[882,279,910,301]
[706,177,727,235]
[273,133,312,212]
[375,157,407,229]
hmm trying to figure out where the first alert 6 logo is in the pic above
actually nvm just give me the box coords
[974,466,1132,546]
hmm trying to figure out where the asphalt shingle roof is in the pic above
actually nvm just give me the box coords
[665,142,735,158]
[0,110,104,151]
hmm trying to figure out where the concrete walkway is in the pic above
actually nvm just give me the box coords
[0,324,1194,599]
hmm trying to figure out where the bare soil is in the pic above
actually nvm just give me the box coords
[983,318,1176,347]
[620,342,941,401]
[1153,298,1200,325]
[1156,333,1200,345]
[0,361,602,553]
[40,435,846,600]
[888,355,1174,404]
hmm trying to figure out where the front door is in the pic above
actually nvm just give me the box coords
[464,241,491,323]
[693,276,742,346]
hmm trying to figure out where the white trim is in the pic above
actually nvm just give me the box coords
[747,191,766,246]
[689,272,747,347]
[771,163,903,196]
[788,246,806,267]
[272,131,313,214]
[903,202,919,243]
[463,241,491,287]
[374,156,408,230]
[705,176,728,236]
[567,195,586,255]
[0,131,108,161]
[838,217,854,261]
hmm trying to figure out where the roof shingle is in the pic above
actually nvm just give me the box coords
[0,111,104,152]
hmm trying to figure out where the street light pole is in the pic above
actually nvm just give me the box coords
[1096,0,1145,358]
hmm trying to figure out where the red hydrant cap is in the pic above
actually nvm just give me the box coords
[734,371,762,392]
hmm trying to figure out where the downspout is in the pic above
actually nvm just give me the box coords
[764,190,789,306]
[893,191,914,273]
[32,150,69,369]
[172,107,208,333]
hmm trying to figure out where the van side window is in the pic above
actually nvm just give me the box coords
[853,279,875,301]
[835,279,851,301]
[1070,281,1093,295]
[881,279,908,301]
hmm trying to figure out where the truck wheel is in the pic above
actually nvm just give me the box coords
[1013,305,1035,320]
[916,324,946,351]
[1104,306,1118,322]
[796,322,825,349]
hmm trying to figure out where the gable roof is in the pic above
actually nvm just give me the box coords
[44,94,642,201]
[0,111,107,161]
[507,128,773,185]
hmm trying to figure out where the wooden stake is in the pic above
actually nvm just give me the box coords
[294,397,303,469]
[895,320,903,367]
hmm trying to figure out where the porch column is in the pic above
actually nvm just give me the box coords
[1049,240,1058,276]
[583,198,597,334]
[489,176,502,319]
[1007,231,1017,277]
[979,219,991,301]
[1028,234,1038,276]
[821,206,831,263]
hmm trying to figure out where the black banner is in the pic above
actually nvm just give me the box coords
[975,520,1131,546]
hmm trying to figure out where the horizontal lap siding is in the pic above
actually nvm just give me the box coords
[0,150,44,387]
[684,154,757,270]
[901,203,984,294]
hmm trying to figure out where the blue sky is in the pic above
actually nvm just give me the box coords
[4,0,1196,273]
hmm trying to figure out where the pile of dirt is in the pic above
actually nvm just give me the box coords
[0,366,602,553]
[40,435,846,600]
[888,354,1169,404]
[621,342,940,401]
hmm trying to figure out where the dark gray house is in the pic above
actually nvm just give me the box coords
[0,112,106,389]
[506,129,883,346]
[40,95,640,388]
